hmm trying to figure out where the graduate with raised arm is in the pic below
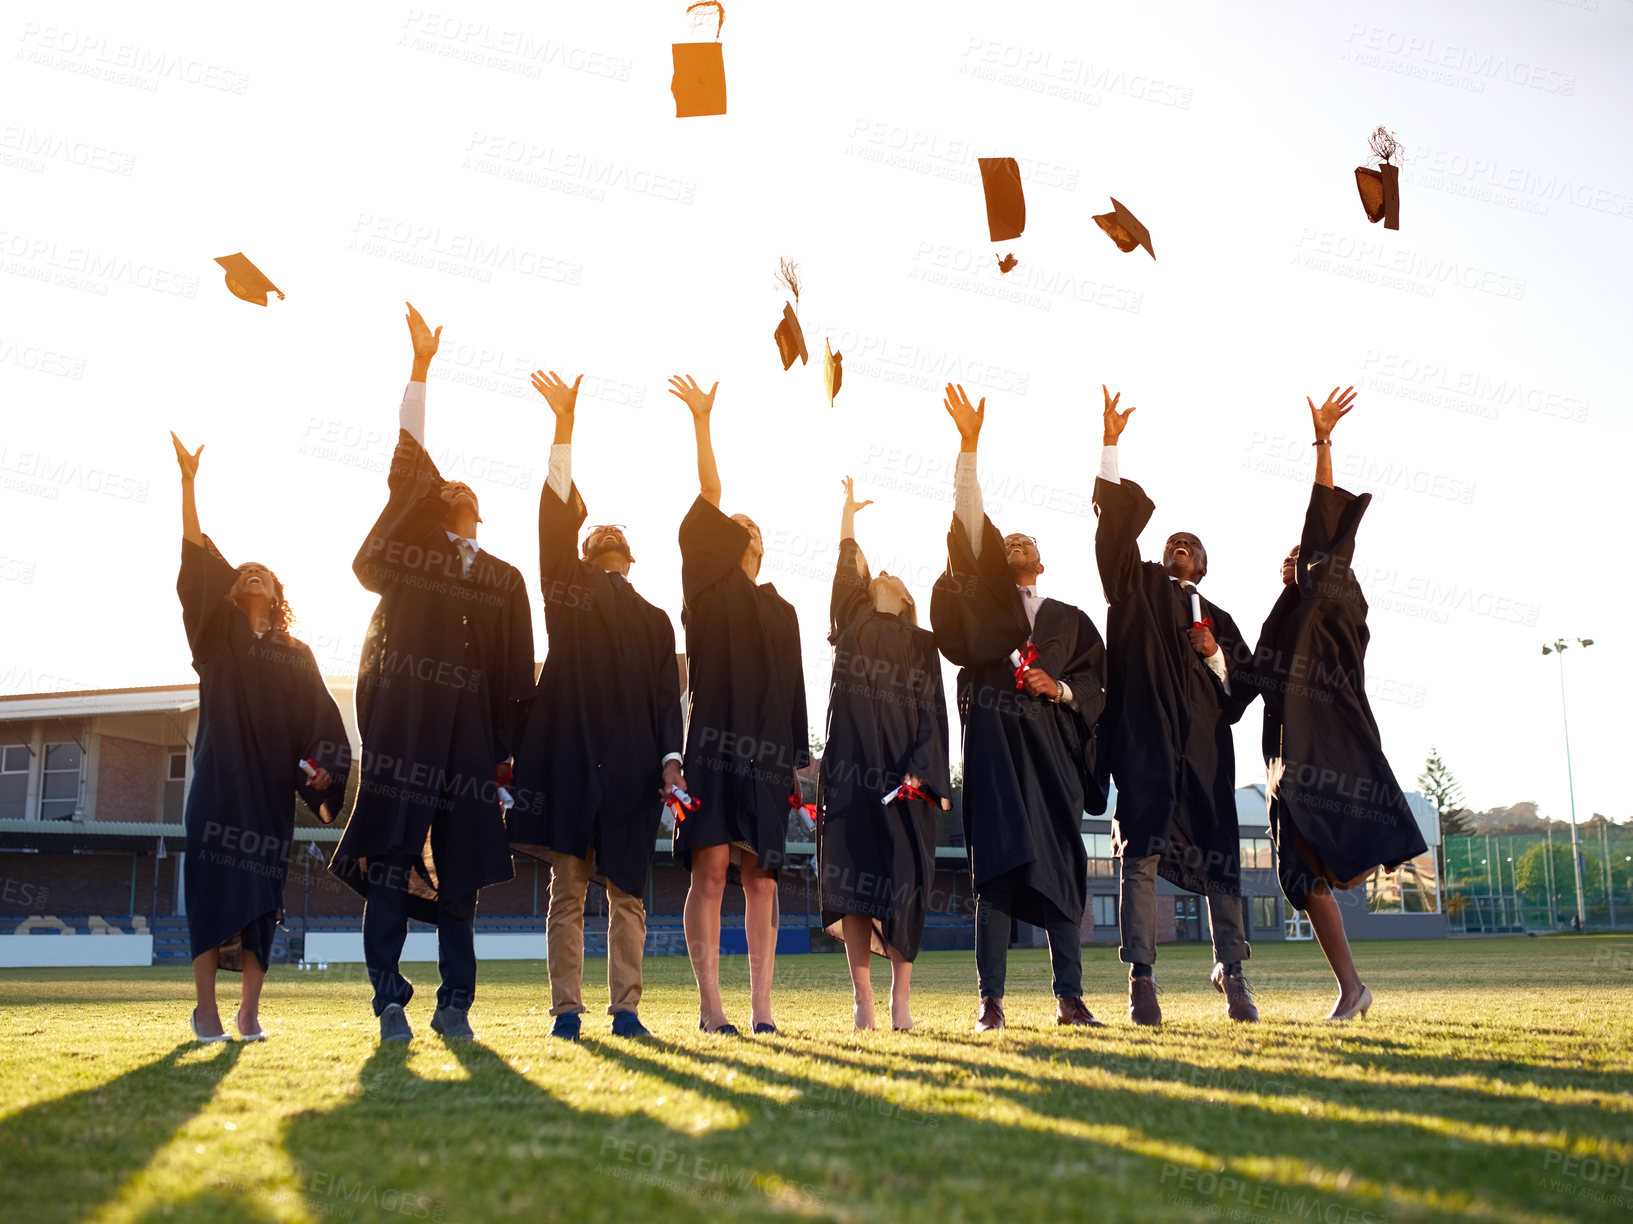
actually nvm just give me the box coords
[1093,386,1258,1024]
[818,477,951,1031]
[331,303,535,1045]
[670,374,807,1036]
[1245,388,1427,1020]
[929,385,1108,1033]
[508,369,684,1041]
[171,433,349,1043]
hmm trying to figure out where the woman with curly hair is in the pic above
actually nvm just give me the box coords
[172,432,350,1042]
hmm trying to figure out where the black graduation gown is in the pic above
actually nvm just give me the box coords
[1245,483,1428,907]
[930,513,1107,927]
[508,480,683,899]
[331,429,535,919]
[675,496,808,871]
[817,539,952,960]
[178,537,350,967]
[1093,476,1250,896]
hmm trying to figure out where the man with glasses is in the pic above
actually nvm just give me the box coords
[930,385,1109,1032]
[508,369,685,1040]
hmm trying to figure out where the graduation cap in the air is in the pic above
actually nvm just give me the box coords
[214,252,285,306]
[774,302,807,370]
[1355,126,1402,231]
[1092,198,1154,260]
[823,339,842,405]
[996,253,1018,275]
[978,158,1026,242]
[672,0,727,118]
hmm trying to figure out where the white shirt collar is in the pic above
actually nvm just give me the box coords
[445,530,480,554]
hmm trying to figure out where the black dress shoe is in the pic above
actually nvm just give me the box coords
[699,1020,740,1036]
[752,1022,777,1034]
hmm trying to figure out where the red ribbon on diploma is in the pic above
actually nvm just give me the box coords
[1010,641,1038,689]
[665,784,701,825]
[881,782,932,805]
[495,761,515,810]
[1194,617,1213,629]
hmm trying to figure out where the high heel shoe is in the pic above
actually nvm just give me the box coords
[190,1009,231,1044]
[1326,985,1372,1021]
[234,1010,267,1042]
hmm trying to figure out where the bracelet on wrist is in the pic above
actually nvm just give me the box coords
[1312,439,1332,447]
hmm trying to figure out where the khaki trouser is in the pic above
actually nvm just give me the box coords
[546,852,647,1017]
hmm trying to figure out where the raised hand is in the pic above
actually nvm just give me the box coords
[840,476,873,516]
[170,432,204,481]
[1102,385,1136,445]
[667,374,718,419]
[405,301,442,363]
[532,370,582,418]
[1308,386,1357,440]
[943,383,985,449]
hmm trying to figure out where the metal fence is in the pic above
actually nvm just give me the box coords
[1443,828,1633,933]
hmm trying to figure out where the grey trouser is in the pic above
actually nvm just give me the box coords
[1117,853,1251,967]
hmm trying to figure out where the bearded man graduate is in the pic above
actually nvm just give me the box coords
[1245,388,1427,1021]
[508,368,685,1041]
[930,384,1108,1032]
[1093,386,1257,1024]
[332,303,536,1044]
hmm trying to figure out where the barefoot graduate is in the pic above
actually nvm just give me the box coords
[1245,388,1427,1020]
[508,369,684,1041]
[930,385,1109,1032]
[331,304,535,1044]
[1093,386,1257,1024]
[818,477,951,1031]
[171,432,349,1042]
[670,374,808,1036]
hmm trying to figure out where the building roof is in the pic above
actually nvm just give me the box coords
[0,685,199,721]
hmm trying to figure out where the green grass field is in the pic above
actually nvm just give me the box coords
[2,936,1631,1224]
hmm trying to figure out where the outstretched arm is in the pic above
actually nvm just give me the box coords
[1308,386,1356,489]
[1098,384,1137,483]
[838,475,872,574]
[533,369,582,502]
[401,301,442,445]
[944,383,987,558]
[669,375,721,506]
[170,433,205,546]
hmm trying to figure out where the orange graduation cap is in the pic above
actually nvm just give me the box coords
[823,339,842,405]
[1092,198,1154,260]
[774,303,807,370]
[1355,126,1401,231]
[214,252,284,305]
[978,158,1026,242]
[672,1,726,118]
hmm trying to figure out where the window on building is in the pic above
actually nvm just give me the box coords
[0,744,30,820]
[1239,836,1274,870]
[1174,895,1204,942]
[1092,895,1117,927]
[163,749,188,821]
[1366,851,1440,914]
[39,741,82,821]
[1250,895,1280,932]
[1083,832,1115,878]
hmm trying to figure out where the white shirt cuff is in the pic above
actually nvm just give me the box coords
[954,451,983,559]
[1204,647,1230,693]
[661,752,684,768]
[1098,445,1120,484]
[1056,680,1076,709]
[400,381,426,446]
[547,443,572,503]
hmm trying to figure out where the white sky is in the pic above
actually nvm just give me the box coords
[2,0,1628,821]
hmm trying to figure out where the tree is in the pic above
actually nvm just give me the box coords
[1419,748,1474,836]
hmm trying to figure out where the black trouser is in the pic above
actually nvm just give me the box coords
[362,851,478,1015]
[974,892,1083,1000]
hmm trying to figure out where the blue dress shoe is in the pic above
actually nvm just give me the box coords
[610,1010,650,1038]
[752,1022,777,1034]
[550,1012,582,1041]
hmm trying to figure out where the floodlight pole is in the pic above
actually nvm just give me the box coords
[1545,639,1589,928]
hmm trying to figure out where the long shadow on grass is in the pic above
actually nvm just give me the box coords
[589,1033,1614,1223]
[0,1042,242,1224]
